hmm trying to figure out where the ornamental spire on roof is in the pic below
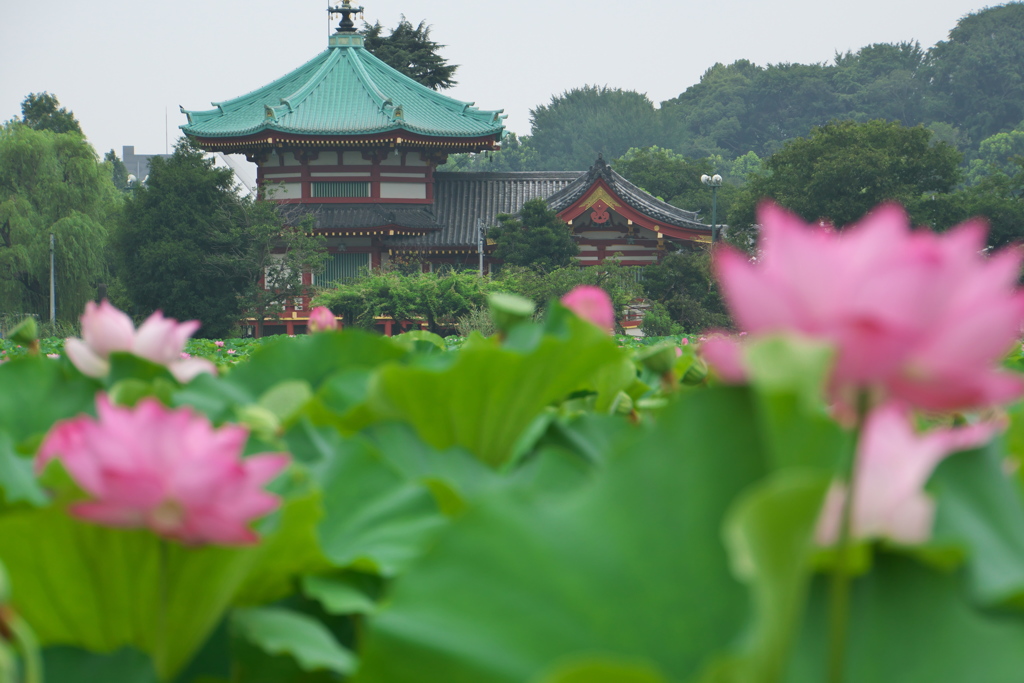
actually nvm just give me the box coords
[180,2,504,153]
[328,1,364,34]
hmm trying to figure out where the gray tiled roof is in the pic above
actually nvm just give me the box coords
[393,172,580,248]
[285,159,711,248]
[284,203,440,231]
[545,156,710,233]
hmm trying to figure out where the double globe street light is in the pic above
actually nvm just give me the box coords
[701,173,723,244]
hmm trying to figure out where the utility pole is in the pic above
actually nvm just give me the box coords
[49,233,55,323]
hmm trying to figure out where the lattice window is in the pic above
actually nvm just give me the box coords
[311,181,370,198]
[315,252,371,286]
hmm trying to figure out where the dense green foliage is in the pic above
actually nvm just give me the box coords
[362,16,458,90]
[612,146,735,219]
[313,270,498,334]
[500,260,643,318]
[729,120,963,232]
[442,3,1024,196]
[1,298,1023,681]
[113,140,248,337]
[661,41,935,159]
[111,140,312,338]
[312,259,645,334]
[526,86,663,170]
[236,205,327,338]
[922,161,1024,250]
[0,123,118,320]
[489,198,579,272]
[641,249,731,334]
[103,149,132,192]
[19,92,83,136]
[966,125,1024,185]
[925,3,1024,146]
[436,132,540,172]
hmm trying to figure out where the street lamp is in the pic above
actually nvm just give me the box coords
[701,173,723,244]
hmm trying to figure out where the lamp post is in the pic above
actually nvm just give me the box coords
[477,218,486,277]
[701,173,723,244]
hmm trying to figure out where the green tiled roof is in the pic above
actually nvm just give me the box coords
[181,35,505,141]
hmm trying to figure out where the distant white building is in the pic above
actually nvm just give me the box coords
[121,145,170,184]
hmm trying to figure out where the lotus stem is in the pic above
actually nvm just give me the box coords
[826,392,870,683]
[6,614,42,683]
[157,539,170,681]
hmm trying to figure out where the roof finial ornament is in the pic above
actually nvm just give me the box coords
[328,0,364,33]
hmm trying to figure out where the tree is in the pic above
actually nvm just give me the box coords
[662,60,841,159]
[497,259,643,329]
[831,42,929,125]
[722,151,764,179]
[661,43,935,160]
[528,87,662,170]
[490,199,578,272]
[439,132,541,172]
[237,204,327,338]
[909,158,1024,250]
[925,3,1024,144]
[641,249,730,334]
[965,127,1024,185]
[0,123,117,321]
[20,92,83,136]
[362,17,458,90]
[613,147,712,204]
[103,150,132,191]
[611,146,740,219]
[729,120,962,238]
[112,139,251,337]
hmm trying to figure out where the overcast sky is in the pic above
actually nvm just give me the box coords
[0,0,995,161]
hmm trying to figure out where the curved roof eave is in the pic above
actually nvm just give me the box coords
[181,42,504,142]
[546,158,710,233]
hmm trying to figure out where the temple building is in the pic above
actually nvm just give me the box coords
[181,1,711,333]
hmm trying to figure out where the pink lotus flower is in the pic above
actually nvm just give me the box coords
[308,306,338,333]
[64,301,215,383]
[227,349,236,355]
[816,402,998,545]
[36,395,289,545]
[712,202,1024,411]
[700,334,748,383]
[215,341,225,348]
[561,286,615,332]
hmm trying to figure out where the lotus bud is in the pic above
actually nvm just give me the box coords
[308,306,338,333]
[235,404,283,441]
[613,391,634,415]
[682,357,709,385]
[7,318,38,349]
[488,292,535,334]
[635,343,678,375]
[561,285,614,332]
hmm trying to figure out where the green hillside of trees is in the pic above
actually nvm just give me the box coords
[445,3,1024,171]
[441,2,1024,248]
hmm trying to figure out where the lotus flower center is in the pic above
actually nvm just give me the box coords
[148,499,186,533]
[902,361,934,382]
